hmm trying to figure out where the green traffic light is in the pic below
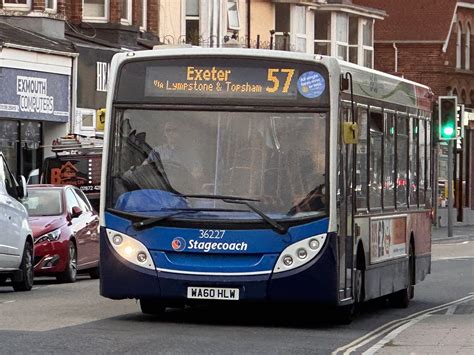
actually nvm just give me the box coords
[442,125,454,137]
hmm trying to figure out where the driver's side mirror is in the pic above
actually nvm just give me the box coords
[71,206,83,219]
[17,175,28,200]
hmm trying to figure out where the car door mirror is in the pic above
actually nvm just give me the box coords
[17,175,28,200]
[71,206,83,219]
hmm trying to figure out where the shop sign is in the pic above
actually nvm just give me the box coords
[0,68,70,122]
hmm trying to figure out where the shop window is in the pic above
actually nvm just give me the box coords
[0,121,19,175]
[83,0,109,22]
[336,13,348,61]
[314,11,331,55]
[369,110,383,210]
[3,0,31,10]
[275,3,291,51]
[227,0,240,30]
[20,122,42,179]
[185,0,200,45]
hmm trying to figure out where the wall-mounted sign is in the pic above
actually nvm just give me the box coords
[0,68,70,123]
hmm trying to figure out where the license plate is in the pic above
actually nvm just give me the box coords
[187,287,240,300]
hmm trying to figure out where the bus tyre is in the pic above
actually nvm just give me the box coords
[57,241,77,283]
[389,243,415,308]
[12,241,34,292]
[140,299,166,316]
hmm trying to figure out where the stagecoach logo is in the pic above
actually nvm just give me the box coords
[171,237,186,251]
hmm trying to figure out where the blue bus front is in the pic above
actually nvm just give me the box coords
[100,52,336,307]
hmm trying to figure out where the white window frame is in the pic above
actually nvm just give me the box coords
[314,11,331,56]
[227,0,240,30]
[360,18,374,68]
[465,23,471,71]
[292,5,307,53]
[335,13,349,61]
[456,22,462,69]
[75,108,96,135]
[45,0,57,13]
[348,16,359,64]
[140,0,148,31]
[83,0,110,23]
[2,0,31,10]
[182,0,201,44]
[121,0,133,25]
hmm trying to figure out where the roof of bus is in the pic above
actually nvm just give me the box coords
[112,47,432,110]
[115,47,430,89]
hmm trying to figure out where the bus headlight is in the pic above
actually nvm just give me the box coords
[106,229,155,270]
[273,234,326,273]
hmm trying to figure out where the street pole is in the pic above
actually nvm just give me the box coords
[447,140,453,237]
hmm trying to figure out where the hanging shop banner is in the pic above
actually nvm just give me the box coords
[370,216,407,263]
[0,68,70,123]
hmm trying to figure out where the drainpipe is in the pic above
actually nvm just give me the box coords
[393,42,398,73]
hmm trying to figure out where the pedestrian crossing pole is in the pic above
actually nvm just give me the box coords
[447,140,453,238]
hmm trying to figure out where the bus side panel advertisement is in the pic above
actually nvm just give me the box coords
[370,217,407,263]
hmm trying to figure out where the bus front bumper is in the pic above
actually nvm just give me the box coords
[100,229,338,305]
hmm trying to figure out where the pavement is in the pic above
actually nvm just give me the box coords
[373,225,474,354]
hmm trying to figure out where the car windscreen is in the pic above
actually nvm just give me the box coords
[25,189,63,216]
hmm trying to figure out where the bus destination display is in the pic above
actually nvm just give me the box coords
[144,65,326,101]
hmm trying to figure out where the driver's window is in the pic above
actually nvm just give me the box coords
[73,188,91,212]
[65,188,80,215]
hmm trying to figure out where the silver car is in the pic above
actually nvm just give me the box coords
[0,152,33,291]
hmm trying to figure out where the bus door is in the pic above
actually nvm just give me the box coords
[338,103,356,302]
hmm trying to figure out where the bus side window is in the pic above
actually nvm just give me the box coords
[426,120,432,208]
[383,112,396,210]
[409,117,419,207]
[418,119,426,206]
[356,107,368,211]
[396,114,409,208]
[369,110,383,210]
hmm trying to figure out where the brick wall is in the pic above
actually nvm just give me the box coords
[132,0,141,27]
[33,0,45,11]
[67,0,82,24]
[148,0,158,34]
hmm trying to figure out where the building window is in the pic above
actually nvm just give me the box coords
[45,0,57,12]
[314,11,331,55]
[3,0,31,9]
[227,0,240,30]
[275,3,291,51]
[121,0,132,25]
[185,0,200,45]
[362,19,374,68]
[140,0,147,31]
[466,23,471,71]
[348,16,358,64]
[336,13,348,61]
[456,22,462,69]
[293,6,307,53]
[83,0,109,22]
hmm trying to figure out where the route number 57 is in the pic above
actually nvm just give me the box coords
[266,69,295,94]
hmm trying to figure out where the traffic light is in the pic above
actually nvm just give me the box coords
[438,96,458,140]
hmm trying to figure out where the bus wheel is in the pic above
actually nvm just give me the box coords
[389,243,414,308]
[140,299,166,316]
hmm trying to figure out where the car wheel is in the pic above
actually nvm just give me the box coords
[140,299,166,316]
[89,267,100,279]
[57,241,77,283]
[389,242,415,308]
[12,241,34,292]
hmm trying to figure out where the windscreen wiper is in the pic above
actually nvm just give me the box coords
[181,194,288,235]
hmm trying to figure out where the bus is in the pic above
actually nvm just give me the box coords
[100,48,433,321]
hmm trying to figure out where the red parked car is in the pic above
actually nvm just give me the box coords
[24,185,100,282]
